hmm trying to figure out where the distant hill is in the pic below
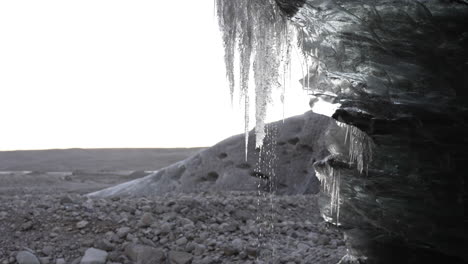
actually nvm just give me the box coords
[0,148,205,171]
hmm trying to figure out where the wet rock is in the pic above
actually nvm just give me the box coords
[55,259,66,264]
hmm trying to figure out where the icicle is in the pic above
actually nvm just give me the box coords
[316,161,341,225]
[345,125,374,174]
[215,0,294,150]
[244,95,250,161]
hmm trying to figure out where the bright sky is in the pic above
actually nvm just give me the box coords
[0,0,312,151]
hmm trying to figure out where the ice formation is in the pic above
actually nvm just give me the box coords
[215,0,294,151]
[215,0,376,227]
[318,122,375,225]
[339,122,374,174]
[315,161,341,225]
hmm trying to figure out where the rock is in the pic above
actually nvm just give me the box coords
[60,196,74,205]
[21,221,34,231]
[138,213,153,228]
[81,239,94,248]
[245,247,258,258]
[139,237,156,247]
[318,235,331,245]
[175,237,188,246]
[297,243,309,251]
[222,239,243,257]
[160,223,172,234]
[16,251,40,264]
[55,259,66,264]
[219,222,237,233]
[80,248,108,264]
[76,221,89,229]
[192,244,206,256]
[62,175,72,181]
[222,239,244,256]
[222,246,238,257]
[124,244,165,264]
[116,227,131,238]
[69,258,81,264]
[168,251,193,264]
[94,239,114,251]
[104,231,117,241]
[0,211,7,220]
[38,257,51,264]
[41,246,54,256]
[233,209,251,222]
[179,218,193,226]
[231,238,244,251]
[199,256,214,264]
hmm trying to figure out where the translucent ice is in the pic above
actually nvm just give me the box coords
[215,0,293,150]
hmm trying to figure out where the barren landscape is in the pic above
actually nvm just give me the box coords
[0,148,205,195]
[0,148,346,264]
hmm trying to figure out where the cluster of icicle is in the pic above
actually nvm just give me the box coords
[215,0,294,154]
[319,122,374,225]
[339,122,375,174]
[215,0,375,226]
[315,161,341,225]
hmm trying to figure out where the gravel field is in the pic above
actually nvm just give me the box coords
[0,191,345,264]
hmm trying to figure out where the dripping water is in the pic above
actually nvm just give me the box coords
[215,0,294,153]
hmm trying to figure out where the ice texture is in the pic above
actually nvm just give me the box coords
[339,122,374,174]
[215,0,375,222]
[315,160,341,225]
[215,0,294,150]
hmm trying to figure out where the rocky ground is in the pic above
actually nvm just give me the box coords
[0,191,346,264]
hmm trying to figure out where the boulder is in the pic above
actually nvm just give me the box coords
[16,251,40,264]
[80,248,107,264]
[124,244,165,264]
[168,251,193,264]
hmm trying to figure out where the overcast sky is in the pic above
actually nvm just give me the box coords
[0,0,311,151]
